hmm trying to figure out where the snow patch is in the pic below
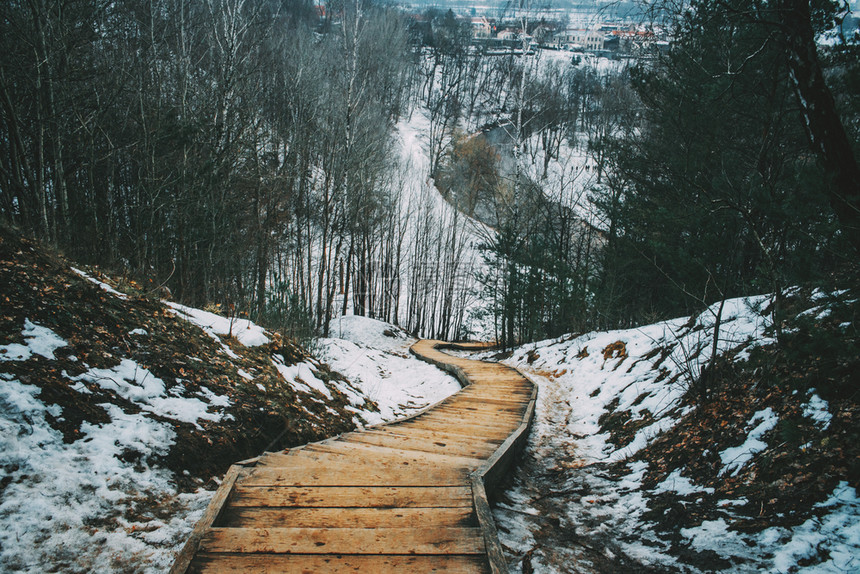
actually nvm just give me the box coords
[70,358,229,428]
[718,408,778,476]
[273,357,333,400]
[654,469,715,496]
[0,378,210,573]
[802,391,832,429]
[166,302,270,347]
[0,319,68,362]
[71,267,129,299]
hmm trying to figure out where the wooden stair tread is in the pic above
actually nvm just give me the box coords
[241,460,468,487]
[215,506,478,529]
[367,427,505,445]
[199,526,486,555]
[188,553,491,574]
[229,485,475,508]
[382,426,509,442]
[339,432,497,458]
[303,441,487,467]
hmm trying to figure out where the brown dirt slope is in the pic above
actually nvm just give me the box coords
[0,226,375,490]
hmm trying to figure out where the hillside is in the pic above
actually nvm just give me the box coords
[477,291,859,572]
[0,228,459,572]
[3,225,858,573]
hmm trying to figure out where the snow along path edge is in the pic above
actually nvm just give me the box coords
[171,339,535,574]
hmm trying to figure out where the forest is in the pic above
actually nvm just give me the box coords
[1,0,858,346]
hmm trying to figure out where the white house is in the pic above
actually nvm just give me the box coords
[555,29,604,51]
[471,16,493,39]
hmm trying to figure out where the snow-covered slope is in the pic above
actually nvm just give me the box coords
[0,231,458,573]
[317,315,462,424]
[475,293,859,573]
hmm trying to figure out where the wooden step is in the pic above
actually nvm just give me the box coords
[229,485,475,508]
[199,526,487,554]
[368,427,505,447]
[303,440,486,468]
[383,426,508,444]
[339,431,497,459]
[188,553,491,574]
[216,506,478,529]
[240,460,468,487]
[406,413,520,436]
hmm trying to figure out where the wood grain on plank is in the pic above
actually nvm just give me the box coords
[199,526,486,555]
[216,506,477,529]
[340,431,497,459]
[187,553,491,574]
[240,462,468,487]
[302,440,486,467]
[229,485,474,508]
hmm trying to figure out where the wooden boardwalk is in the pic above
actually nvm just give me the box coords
[170,340,537,574]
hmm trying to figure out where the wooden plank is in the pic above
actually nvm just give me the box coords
[240,461,468,487]
[367,428,505,447]
[341,431,497,459]
[450,395,530,407]
[471,477,508,574]
[169,465,244,574]
[188,553,491,574]
[229,485,474,508]
[303,441,485,468]
[216,506,478,529]
[413,410,522,425]
[408,412,520,435]
[423,398,523,409]
[455,391,531,400]
[430,400,526,411]
[458,396,525,403]
[257,449,440,468]
[199,526,486,555]
[383,426,508,444]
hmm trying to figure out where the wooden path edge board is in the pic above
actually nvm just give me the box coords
[169,339,537,574]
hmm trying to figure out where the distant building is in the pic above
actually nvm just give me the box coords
[603,35,620,52]
[470,16,494,39]
[555,29,604,51]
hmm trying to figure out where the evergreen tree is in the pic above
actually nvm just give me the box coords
[597,0,852,326]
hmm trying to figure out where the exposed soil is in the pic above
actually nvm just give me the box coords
[0,226,372,490]
[491,288,858,573]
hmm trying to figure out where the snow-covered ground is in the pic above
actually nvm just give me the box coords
[1,318,216,573]
[476,295,860,573]
[317,315,463,425]
[0,294,461,572]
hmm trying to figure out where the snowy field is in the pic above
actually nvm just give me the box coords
[0,317,217,572]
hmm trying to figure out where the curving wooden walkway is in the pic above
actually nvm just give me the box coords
[170,340,537,574]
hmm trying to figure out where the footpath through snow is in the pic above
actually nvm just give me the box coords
[3,230,857,573]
